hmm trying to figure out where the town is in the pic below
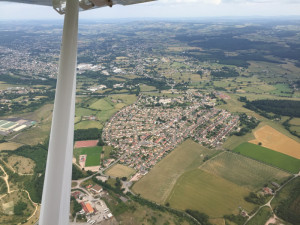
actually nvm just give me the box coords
[103,91,239,174]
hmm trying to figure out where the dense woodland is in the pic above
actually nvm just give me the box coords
[245,100,300,117]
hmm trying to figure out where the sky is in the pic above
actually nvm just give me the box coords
[0,0,300,20]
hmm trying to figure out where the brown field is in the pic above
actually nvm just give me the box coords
[7,155,34,174]
[105,164,136,178]
[249,125,300,159]
[0,142,23,151]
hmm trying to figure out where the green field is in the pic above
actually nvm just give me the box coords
[132,139,218,204]
[247,206,272,225]
[75,107,96,117]
[73,146,102,167]
[233,143,300,173]
[75,120,103,130]
[271,84,293,97]
[90,98,114,111]
[201,152,291,190]
[166,169,255,218]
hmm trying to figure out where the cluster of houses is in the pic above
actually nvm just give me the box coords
[71,184,113,224]
[102,92,239,174]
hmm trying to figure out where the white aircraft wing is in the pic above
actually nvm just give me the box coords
[0,0,52,6]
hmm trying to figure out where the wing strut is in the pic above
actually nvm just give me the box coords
[39,0,79,224]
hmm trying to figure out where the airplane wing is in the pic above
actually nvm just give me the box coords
[0,0,155,14]
[0,0,52,6]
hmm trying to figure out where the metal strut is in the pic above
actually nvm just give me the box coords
[39,0,79,224]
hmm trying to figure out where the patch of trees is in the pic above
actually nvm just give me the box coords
[244,192,267,205]
[72,164,86,180]
[244,99,300,118]
[71,196,82,218]
[224,214,247,225]
[211,67,239,78]
[14,201,27,216]
[232,113,260,136]
[283,117,300,138]
[185,209,212,225]
[275,179,300,225]
[129,77,169,90]
[74,128,102,141]
[0,73,56,86]
[4,144,48,203]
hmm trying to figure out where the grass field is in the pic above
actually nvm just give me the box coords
[0,142,23,151]
[73,146,102,167]
[74,120,103,130]
[201,152,290,190]
[75,107,96,117]
[249,125,300,159]
[247,206,272,225]
[90,98,114,111]
[166,169,255,218]
[289,118,300,126]
[105,164,136,178]
[233,142,300,173]
[132,139,218,204]
[271,84,293,97]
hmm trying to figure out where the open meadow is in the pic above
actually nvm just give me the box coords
[249,125,300,159]
[132,139,218,204]
[0,142,23,151]
[166,169,255,218]
[233,142,300,173]
[7,155,34,174]
[73,146,102,167]
[105,164,136,178]
[200,152,291,190]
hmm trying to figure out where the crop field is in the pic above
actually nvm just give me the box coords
[233,142,300,173]
[74,120,103,130]
[166,169,255,218]
[7,155,34,174]
[73,146,102,167]
[105,164,136,178]
[200,152,291,190]
[249,125,300,159]
[90,98,114,111]
[132,139,218,204]
[0,142,23,151]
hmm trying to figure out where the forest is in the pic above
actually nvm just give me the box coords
[245,100,300,117]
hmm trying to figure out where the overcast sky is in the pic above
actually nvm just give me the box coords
[0,0,300,20]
